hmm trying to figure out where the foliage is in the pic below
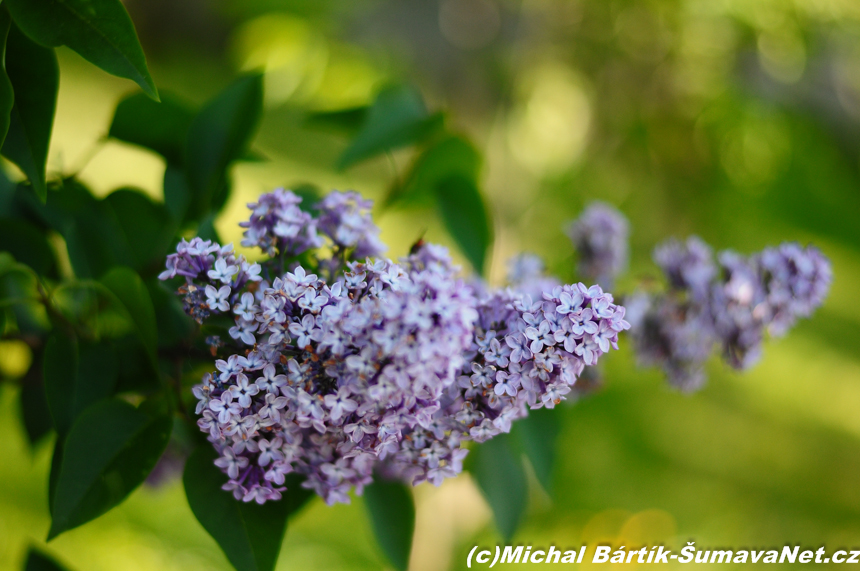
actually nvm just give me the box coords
[0,2,844,571]
[0,6,498,566]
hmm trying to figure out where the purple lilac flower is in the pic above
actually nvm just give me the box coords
[240,188,323,257]
[316,190,386,258]
[758,243,832,337]
[629,237,831,391]
[162,188,628,506]
[160,239,263,324]
[654,236,716,301]
[567,202,629,289]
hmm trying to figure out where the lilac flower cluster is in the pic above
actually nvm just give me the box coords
[239,188,385,262]
[628,237,832,390]
[239,189,322,257]
[315,191,386,259]
[158,240,262,324]
[567,201,629,289]
[441,282,630,444]
[163,189,626,505]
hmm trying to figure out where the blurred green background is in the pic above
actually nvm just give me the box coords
[2,0,860,569]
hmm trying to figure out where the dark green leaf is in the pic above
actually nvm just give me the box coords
[281,472,315,517]
[389,135,482,208]
[196,213,221,244]
[43,334,118,437]
[27,177,96,235]
[109,91,195,165]
[434,175,492,275]
[146,277,190,342]
[48,439,62,512]
[304,105,368,134]
[470,434,527,541]
[163,164,190,223]
[240,148,268,163]
[0,11,14,147]
[511,407,561,493]
[183,446,291,571]
[48,399,172,539]
[29,178,138,278]
[51,281,135,340]
[112,336,160,393]
[100,266,158,364]
[49,185,170,276]
[364,479,415,571]
[0,249,30,275]
[5,0,157,99]
[42,334,78,437]
[289,182,321,214]
[0,217,56,276]
[102,189,174,273]
[337,85,444,170]
[1,22,58,202]
[0,255,49,334]
[24,546,73,571]
[0,166,18,215]
[19,363,53,448]
[147,278,194,349]
[185,74,263,218]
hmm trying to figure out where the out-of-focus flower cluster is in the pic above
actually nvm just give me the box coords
[627,237,832,391]
[565,202,830,391]
[567,201,629,290]
[161,189,626,505]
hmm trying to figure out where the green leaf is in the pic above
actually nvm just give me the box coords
[147,278,194,349]
[0,256,49,334]
[470,434,527,541]
[0,11,14,147]
[434,175,492,275]
[304,105,368,134]
[25,177,96,236]
[183,446,292,571]
[24,546,73,571]
[281,472,315,518]
[19,365,53,448]
[337,85,444,170]
[109,91,194,165]
[364,479,415,571]
[112,336,159,393]
[100,266,158,364]
[388,135,481,208]
[0,217,56,276]
[196,213,221,244]
[102,189,174,273]
[0,154,18,213]
[1,22,58,202]
[51,281,134,340]
[511,407,561,494]
[48,439,62,512]
[240,148,268,163]
[43,334,118,437]
[5,0,157,99]
[48,399,171,539]
[289,182,321,214]
[162,164,190,223]
[42,334,77,437]
[185,74,263,218]
[49,181,129,279]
